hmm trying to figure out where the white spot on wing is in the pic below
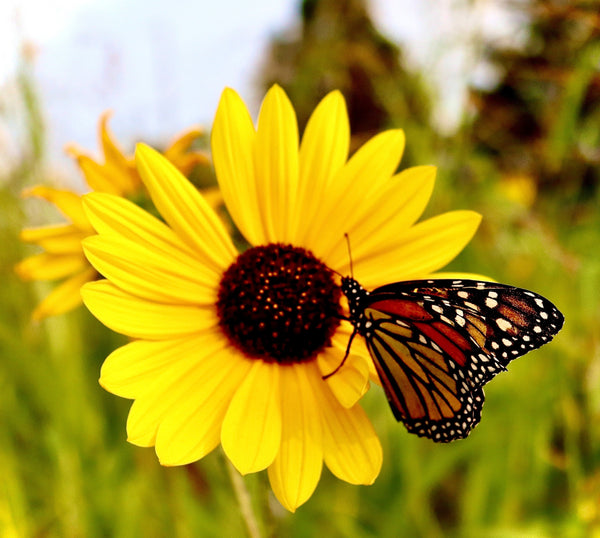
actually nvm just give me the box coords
[486,298,498,308]
[496,318,512,332]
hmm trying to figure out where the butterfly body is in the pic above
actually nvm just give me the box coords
[341,277,564,442]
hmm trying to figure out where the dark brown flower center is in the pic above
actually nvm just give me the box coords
[216,243,342,364]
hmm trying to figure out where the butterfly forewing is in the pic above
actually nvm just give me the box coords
[342,277,564,442]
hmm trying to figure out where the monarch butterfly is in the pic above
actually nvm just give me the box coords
[339,276,564,442]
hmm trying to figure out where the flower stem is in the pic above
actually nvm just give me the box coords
[225,457,262,538]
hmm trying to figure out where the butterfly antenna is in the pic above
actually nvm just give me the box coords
[330,267,344,278]
[344,233,354,277]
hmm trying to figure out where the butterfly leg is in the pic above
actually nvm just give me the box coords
[322,327,357,380]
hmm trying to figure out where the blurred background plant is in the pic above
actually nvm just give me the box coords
[1,0,599,536]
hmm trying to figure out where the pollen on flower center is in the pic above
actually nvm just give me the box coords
[216,243,342,364]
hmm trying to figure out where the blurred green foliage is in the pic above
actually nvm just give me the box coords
[469,0,600,203]
[2,1,600,536]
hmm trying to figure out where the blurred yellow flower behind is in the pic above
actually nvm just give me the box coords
[16,111,208,320]
[499,173,537,208]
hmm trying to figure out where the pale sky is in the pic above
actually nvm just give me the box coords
[0,0,526,187]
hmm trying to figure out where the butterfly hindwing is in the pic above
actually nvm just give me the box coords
[402,387,485,442]
[361,295,485,441]
[341,277,564,442]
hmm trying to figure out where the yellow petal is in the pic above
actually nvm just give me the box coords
[164,126,203,157]
[65,112,138,195]
[101,338,191,399]
[164,126,209,176]
[135,143,236,270]
[127,397,162,447]
[15,252,87,281]
[20,224,89,254]
[331,324,378,385]
[81,280,218,339]
[82,235,219,305]
[353,210,482,288]
[254,84,299,242]
[326,166,437,271]
[267,363,323,512]
[83,192,224,296]
[292,91,349,244]
[315,380,382,485]
[82,192,201,262]
[121,331,231,447]
[211,87,266,246]
[98,112,139,194]
[317,346,370,409]
[169,152,209,177]
[73,154,126,195]
[306,129,406,258]
[332,321,370,360]
[221,360,281,474]
[98,111,131,170]
[30,267,97,321]
[155,347,252,465]
[23,186,92,231]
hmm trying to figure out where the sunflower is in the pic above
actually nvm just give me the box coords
[16,111,208,320]
[80,85,481,512]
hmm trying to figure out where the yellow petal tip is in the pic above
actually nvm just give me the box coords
[63,143,84,158]
[99,109,114,124]
[135,142,154,158]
